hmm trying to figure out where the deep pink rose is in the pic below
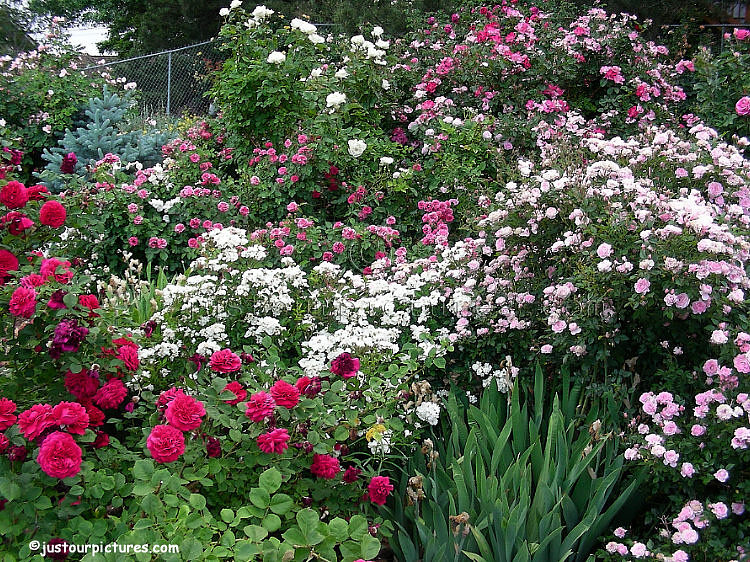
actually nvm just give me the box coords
[343,465,362,483]
[117,345,140,371]
[64,369,100,401]
[165,391,206,431]
[244,391,275,422]
[51,402,89,435]
[39,200,66,228]
[210,348,242,373]
[0,180,28,209]
[93,432,110,449]
[37,431,82,478]
[0,398,17,431]
[330,353,360,378]
[147,424,185,463]
[257,428,290,454]
[94,378,127,409]
[367,476,394,505]
[156,387,181,411]
[223,381,247,405]
[18,403,56,440]
[9,286,37,318]
[310,453,340,479]
[737,96,750,116]
[270,380,300,409]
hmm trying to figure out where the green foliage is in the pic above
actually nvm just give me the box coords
[382,365,644,562]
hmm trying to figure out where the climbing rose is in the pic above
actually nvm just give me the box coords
[165,391,206,431]
[64,369,99,401]
[223,381,247,405]
[310,453,340,479]
[8,286,36,318]
[60,152,77,174]
[0,180,28,209]
[270,380,300,409]
[257,428,290,454]
[0,398,17,431]
[18,403,55,440]
[245,392,275,422]
[37,431,82,478]
[330,352,360,378]
[147,424,185,463]
[39,200,66,228]
[210,348,242,373]
[51,402,89,435]
[367,476,394,505]
[93,378,127,409]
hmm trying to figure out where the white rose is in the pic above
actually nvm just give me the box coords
[379,156,394,165]
[230,0,242,9]
[334,68,349,78]
[326,91,346,110]
[308,34,325,44]
[372,26,384,37]
[381,79,390,90]
[291,18,317,35]
[347,139,367,158]
[219,7,230,16]
[267,51,286,64]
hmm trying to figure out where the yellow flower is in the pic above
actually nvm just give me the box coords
[365,424,386,442]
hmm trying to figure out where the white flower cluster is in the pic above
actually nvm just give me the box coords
[415,401,441,425]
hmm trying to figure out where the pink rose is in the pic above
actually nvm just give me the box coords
[257,428,289,454]
[165,391,206,431]
[209,349,242,373]
[736,96,750,116]
[147,424,185,463]
[37,431,82,478]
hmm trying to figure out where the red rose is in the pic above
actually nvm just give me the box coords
[0,249,19,284]
[9,286,36,318]
[40,258,73,283]
[93,378,127,409]
[157,387,181,411]
[244,391,275,422]
[223,381,247,405]
[60,152,77,174]
[295,376,321,398]
[64,369,99,401]
[85,403,105,427]
[331,353,360,378]
[27,184,49,201]
[0,434,9,452]
[2,211,34,235]
[165,391,206,431]
[37,431,82,478]
[117,345,139,371]
[52,401,89,435]
[39,200,66,228]
[210,348,242,373]
[0,180,28,209]
[205,436,222,458]
[20,273,45,288]
[146,424,185,463]
[257,428,289,454]
[367,476,394,505]
[77,295,100,310]
[342,465,362,483]
[18,403,55,440]
[92,432,109,449]
[0,397,17,431]
[270,380,300,409]
[310,453,340,479]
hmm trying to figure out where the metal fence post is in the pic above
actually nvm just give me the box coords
[166,51,172,116]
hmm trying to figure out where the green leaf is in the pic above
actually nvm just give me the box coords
[258,467,282,494]
[360,534,381,559]
[133,459,154,480]
[348,515,369,540]
[180,537,203,559]
[243,524,268,542]
[249,487,270,509]
[262,513,282,533]
[328,518,349,542]
[189,494,206,510]
[234,541,260,559]
[0,479,21,501]
[296,508,324,545]
[221,508,235,523]
[269,493,293,515]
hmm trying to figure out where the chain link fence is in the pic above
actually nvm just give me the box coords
[82,39,225,118]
